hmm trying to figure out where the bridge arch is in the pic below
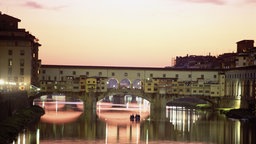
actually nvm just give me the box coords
[107,78,119,89]
[166,96,218,108]
[120,78,131,89]
[132,79,142,89]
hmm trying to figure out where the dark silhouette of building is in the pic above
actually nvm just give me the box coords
[0,12,41,91]
[174,40,256,69]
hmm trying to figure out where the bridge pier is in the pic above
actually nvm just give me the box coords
[84,92,98,110]
[148,94,167,121]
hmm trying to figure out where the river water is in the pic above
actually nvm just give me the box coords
[13,97,256,144]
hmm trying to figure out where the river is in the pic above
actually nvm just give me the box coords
[13,97,256,144]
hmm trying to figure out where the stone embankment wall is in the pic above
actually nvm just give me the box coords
[0,91,29,122]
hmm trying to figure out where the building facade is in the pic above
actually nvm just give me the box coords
[39,65,225,97]
[0,12,41,92]
[225,66,256,99]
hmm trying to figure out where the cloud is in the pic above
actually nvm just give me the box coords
[24,1,45,9]
[183,0,225,5]
[22,1,66,10]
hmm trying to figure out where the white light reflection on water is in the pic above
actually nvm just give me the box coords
[12,96,255,144]
[166,106,200,132]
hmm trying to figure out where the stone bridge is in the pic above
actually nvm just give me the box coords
[33,89,221,110]
[92,89,220,109]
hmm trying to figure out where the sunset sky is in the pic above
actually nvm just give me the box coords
[1,0,256,67]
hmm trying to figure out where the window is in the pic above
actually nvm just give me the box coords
[86,72,89,76]
[8,50,12,55]
[20,50,25,56]
[42,76,45,80]
[112,72,115,76]
[201,74,204,79]
[124,72,128,77]
[60,70,63,74]
[48,76,51,80]
[20,77,24,82]
[99,72,102,76]
[8,68,12,75]
[137,73,140,77]
[188,74,191,78]
[8,59,13,66]
[42,70,46,74]
[73,71,76,75]
[14,77,18,82]
[20,68,24,75]
[214,75,217,78]
[150,73,153,77]
[54,76,57,81]
[163,74,166,78]
[175,74,179,78]
[20,59,24,67]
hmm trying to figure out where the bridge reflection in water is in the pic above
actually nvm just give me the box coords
[166,106,200,133]
[13,95,254,144]
[33,98,84,124]
[97,95,150,143]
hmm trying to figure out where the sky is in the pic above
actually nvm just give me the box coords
[1,0,256,67]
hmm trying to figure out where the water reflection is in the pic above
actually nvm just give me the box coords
[97,96,150,143]
[12,96,256,144]
[97,95,150,125]
[166,106,200,133]
[33,97,84,124]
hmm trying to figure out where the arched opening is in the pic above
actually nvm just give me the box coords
[96,95,150,125]
[132,79,142,89]
[107,78,119,89]
[166,97,212,108]
[120,78,131,89]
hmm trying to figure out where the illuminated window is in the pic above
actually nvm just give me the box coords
[8,59,13,66]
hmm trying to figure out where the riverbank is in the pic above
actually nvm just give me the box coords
[224,108,256,122]
[0,105,45,144]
